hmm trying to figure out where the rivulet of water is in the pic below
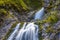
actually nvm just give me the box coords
[7,23,21,40]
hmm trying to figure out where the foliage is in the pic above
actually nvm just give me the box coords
[0,9,8,26]
[46,12,58,24]
[24,0,44,10]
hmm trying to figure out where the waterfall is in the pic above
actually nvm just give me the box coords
[34,7,44,20]
[7,23,21,40]
[7,7,45,40]
[7,22,39,40]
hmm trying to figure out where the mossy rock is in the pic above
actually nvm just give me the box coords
[2,22,18,40]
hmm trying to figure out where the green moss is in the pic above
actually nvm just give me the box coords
[0,9,9,27]
[24,0,43,10]
[0,9,8,15]
[19,0,29,10]
[40,11,58,25]
[0,0,44,14]
[0,1,4,5]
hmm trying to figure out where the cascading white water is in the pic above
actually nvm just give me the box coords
[7,22,39,40]
[16,22,39,40]
[7,23,21,40]
[34,7,44,20]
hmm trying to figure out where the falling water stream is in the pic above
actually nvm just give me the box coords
[7,7,45,40]
[34,7,44,20]
[7,23,21,40]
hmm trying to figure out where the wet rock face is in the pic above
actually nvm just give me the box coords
[0,22,15,40]
[49,21,60,40]
[53,21,60,30]
[8,10,36,22]
[38,20,60,40]
[53,32,60,40]
[44,0,50,7]
[50,21,60,40]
